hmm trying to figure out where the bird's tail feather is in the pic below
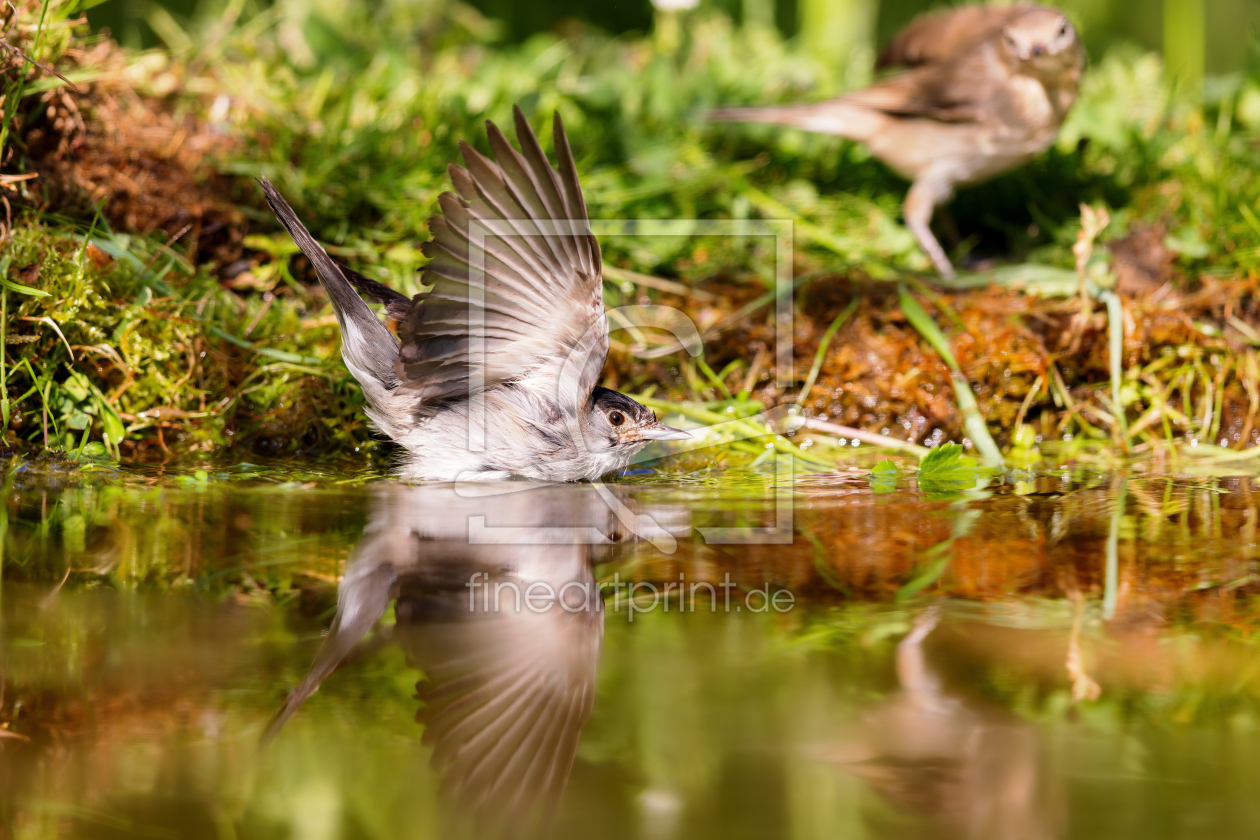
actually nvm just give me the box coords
[706,102,880,142]
[257,178,407,434]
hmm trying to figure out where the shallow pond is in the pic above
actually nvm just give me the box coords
[2,459,1260,839]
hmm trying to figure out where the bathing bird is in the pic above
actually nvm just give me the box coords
[708,3,1084,278]
[259,108,688,481]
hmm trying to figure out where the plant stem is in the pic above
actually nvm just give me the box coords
[802,418,931,457]
[797,296,859,406]
[1,284,7,429]
[1164,0,1205,101]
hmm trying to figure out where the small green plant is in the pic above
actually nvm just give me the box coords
[914,443,997,499]
[867,458,899,493]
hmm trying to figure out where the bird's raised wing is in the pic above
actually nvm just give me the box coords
[397,107,606,409]
[875,2,1035,70]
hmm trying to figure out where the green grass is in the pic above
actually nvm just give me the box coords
[4,0,1260,466]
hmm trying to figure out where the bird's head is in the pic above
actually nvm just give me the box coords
[1002,8,1081,71]
[583,387,690,457]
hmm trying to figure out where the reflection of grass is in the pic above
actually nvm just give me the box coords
[9,459,1254,631]
[3,2,1260,465]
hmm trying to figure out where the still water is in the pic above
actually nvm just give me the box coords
[2,459,1260,839]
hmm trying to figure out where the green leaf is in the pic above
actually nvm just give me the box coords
[0,273,49,298]
[243,233,301,257]
[77,442,108,460]
[871,459,899,476]
[916,443,996,499]
[64,371,91,402]
[950,373,1005,465]
[898,287,1005,466]
[918,443,972,478]
[1164,226,1210,259]
[867,458,899,494]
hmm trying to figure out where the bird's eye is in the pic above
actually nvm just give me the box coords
[609,411,625,426]
[1058,21,1068,36]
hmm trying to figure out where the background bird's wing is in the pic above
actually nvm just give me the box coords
[844,46,1000,123]
[397,107,606,407]
[875,2,1034,69]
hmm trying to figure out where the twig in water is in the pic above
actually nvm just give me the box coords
[802,418,931,457]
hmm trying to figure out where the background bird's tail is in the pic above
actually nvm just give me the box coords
[706,101,882,142]
[257,177,410,439]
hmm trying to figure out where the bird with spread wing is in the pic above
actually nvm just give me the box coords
[258,108,688,481]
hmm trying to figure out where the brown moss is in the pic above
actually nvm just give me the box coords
[13,36,245,267]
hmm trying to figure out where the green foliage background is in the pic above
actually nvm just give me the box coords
[5,0,1260,463]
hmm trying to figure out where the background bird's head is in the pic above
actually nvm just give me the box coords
[1002,7,1082,75]
[583,386,690,459]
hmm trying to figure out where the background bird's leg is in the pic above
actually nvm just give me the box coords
[904,177,956,278]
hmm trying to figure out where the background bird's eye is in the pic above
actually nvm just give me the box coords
[609,411,625,426]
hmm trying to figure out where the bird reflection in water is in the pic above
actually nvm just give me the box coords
[837,609,1060,840]
[263,481,687,831]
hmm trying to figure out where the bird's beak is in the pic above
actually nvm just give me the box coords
[639,422,691,441]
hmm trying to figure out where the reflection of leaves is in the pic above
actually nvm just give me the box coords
[867,459,899,494]
[896,555,951,601]
[896,509,979,601]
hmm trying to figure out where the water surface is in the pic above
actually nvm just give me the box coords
[3,461,1259,838]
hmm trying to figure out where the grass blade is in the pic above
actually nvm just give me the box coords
[1100,289,1130,448]
[898,285,959,369]
[898,285,1003,465]
[797,296,860,405]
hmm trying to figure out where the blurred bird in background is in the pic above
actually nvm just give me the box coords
[709,3,1084,278]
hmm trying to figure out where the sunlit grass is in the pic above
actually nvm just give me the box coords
[2,1,1260,467]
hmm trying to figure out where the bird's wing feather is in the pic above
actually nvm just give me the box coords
[875,2,1034,69]
[340,264,414,321]
[398,107,606,408]
[844,44,1001,123]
